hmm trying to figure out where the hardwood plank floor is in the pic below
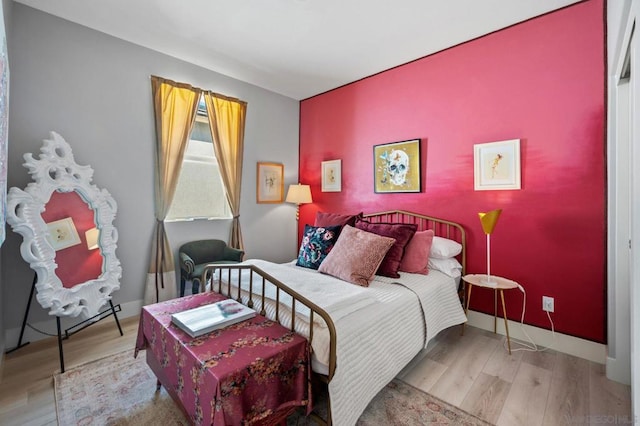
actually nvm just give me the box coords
[401,326,632,425]
[0,317,631,425]
[0,316,139,426]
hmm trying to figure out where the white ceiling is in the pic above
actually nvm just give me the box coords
[14,0,582,100]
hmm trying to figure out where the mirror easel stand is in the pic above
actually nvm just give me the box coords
[5,132,125,373]
[5,273,124,373]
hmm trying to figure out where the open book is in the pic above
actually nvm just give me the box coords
[171,299,256,338]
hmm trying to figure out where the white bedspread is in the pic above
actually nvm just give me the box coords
[215,260,466,426]
[240,259,377,325]
[329,270,467,426]
[376,271,469,346]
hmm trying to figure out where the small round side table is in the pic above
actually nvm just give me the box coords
[462,274,519,354]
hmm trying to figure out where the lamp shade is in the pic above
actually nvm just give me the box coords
[285,184,312,204]
[85,227,99,250]
[478,209,502,235]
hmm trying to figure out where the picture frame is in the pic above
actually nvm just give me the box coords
[321,159,342,192]
[256,162,284,203]
[373,139,421,193]
[473,139,521,191]
[46,217,81,251]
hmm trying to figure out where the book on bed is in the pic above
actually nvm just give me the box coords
[171,299,256,337]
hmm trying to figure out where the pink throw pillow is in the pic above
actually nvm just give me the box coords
[318,225,395,286]
[399,230,434,275]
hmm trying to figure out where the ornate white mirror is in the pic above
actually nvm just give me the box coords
[7,132,121,319]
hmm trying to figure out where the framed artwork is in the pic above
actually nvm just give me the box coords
[256,162,284,203]
[373,139,421,193]
[474,139,521,191]
[46,217,81,251]
[321,159,342,192]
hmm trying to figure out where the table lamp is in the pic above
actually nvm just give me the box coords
[85,227,100,250]
[478,209,502,285]
[285,183,312,220]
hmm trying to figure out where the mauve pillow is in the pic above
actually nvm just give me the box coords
[354,218,418,278]
[399,230,435,275]
[318,225,395,286]
[314,211,363,228]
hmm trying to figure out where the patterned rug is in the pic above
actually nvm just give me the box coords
[54,349,492,425]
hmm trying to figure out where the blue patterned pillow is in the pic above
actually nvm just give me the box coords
[296,224,341,270]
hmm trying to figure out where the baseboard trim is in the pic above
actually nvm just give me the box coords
[4,299,143,348]
[466,310,606,364]
[606,356,632,385]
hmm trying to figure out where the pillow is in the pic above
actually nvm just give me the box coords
[296,224,341,270]
[318,225,395,286]
[354,218,417,278]
[314,211,362,228]
[399,230,434,275]
[428,257,463,278]
[430,236,463,259]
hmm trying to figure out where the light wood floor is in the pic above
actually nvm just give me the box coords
[0,317,631,425]
[399,326,632,425]
[0,316,140,426]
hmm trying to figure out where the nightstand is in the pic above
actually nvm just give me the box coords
[462,274,519,354]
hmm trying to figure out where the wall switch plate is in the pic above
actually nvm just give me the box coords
[543,296,554,312]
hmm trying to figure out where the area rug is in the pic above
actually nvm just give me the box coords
[55,349,492,425]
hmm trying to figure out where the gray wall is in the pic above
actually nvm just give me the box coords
[0,0,12,358]
[2,4,300,342]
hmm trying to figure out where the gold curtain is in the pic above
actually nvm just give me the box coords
[144,76,201,305]
[204,92,247,250]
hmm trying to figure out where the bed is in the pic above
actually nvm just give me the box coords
[202,210,467,425]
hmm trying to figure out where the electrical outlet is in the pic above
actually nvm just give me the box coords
[542,296,554,313]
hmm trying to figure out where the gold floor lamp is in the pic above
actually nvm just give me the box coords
[478,209,502,285]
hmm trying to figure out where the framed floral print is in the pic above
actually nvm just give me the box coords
[46,217,81,251]
[321,159,341,192]
[473,139,521,190]
[256,162,284,203]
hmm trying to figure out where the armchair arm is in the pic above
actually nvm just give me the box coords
[223,246,245,262]
[179,252,195,274]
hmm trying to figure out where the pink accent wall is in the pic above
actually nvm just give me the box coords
[41,191,103,289]
[299,0,605,342]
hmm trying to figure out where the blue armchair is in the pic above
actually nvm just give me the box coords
[178,239,244,296]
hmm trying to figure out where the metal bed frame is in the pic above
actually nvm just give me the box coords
[201,210,466,425]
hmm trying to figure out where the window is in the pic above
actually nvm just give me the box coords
[166,97,232,221]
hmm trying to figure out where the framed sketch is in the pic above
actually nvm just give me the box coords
[474,139,521,190]
[321,159,342,192]
[373,139,421,193]
[46,217,81,251]
[256,162,284,203]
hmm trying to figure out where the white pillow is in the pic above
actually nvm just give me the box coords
[429,236,462,259]
[428,257,463,278]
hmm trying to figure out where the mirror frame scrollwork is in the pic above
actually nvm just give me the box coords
[7,132,121,318]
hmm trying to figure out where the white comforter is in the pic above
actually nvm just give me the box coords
[234,259,377,325]
[219,260,467,426]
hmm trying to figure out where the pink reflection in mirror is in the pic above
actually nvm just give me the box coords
[41,191,103,288]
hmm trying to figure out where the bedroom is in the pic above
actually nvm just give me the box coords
[0,0,637,424]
